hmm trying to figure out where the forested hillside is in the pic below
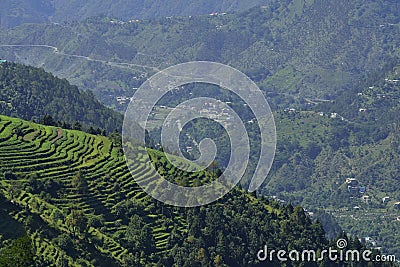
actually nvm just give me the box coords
[0,62,399,263]
[1,0,400,264]
[0,115,380,266]
[169,62,400,257]
[0,0,399,110]
[0,62,122,133]
[0,0,267,28]
[0,0,54,28]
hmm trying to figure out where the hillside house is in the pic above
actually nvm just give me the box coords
[364,237,373,243]
[359,186,366,194]
[346,178,359,186]
[348,186,360,195]
[362,195,371,204]
[304,210,314,219]
[382,196,390,204]
[363,237,378,247]
[346,178,366,195]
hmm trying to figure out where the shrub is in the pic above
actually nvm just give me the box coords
[54,234,73,252]
[3,171,17,180]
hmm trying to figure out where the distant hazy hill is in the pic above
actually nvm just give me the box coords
[0,0,399,109]
[0,62,122,132]
[0,0,54,28]
[0,0,268,28]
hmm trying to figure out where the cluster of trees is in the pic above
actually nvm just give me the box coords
[89,187,393,266]
[38,114,107,135]
[0,235,35,266]
[113,187,394,266]
[0,62,123,133]
[162,194,327,266]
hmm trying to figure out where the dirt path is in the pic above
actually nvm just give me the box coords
[0,44,160,73]
[50,128,63,143]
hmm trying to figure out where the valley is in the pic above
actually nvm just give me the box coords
[0,0,400,265]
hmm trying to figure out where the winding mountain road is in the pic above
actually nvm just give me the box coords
[0,44,160,73]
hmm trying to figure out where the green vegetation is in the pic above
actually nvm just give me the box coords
[263,64,400,258]
[0,115,328,266]
[1,0,399,110]
[0,62,122,133]
[0,0,266,28]
[0,115,392,266]
[0,235,35,266]
[147,62,400,258]
[1,0,400,264]
[0,0,54,28]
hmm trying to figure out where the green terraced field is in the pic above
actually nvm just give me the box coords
[0,114,364,267]
[0,115,209,266]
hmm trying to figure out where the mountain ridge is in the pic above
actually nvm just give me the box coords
[1,0,398,110]
[0,62,123,133]
[0,0,269,28]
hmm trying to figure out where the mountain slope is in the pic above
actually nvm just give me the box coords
[0,0,268,28]
[0,0,399,110]
[0,0,54,28]
[145,61,400,257]
[0,62,122,132]
[0,114,361,266]
[51,0,268,23]
[261,63,400,257]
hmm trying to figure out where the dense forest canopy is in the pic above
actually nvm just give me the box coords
[0,62,122,133]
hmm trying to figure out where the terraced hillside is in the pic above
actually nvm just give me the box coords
[1,115,395,266]
[0,115,212,266]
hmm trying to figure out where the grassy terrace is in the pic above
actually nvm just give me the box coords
[0,115,211,266]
